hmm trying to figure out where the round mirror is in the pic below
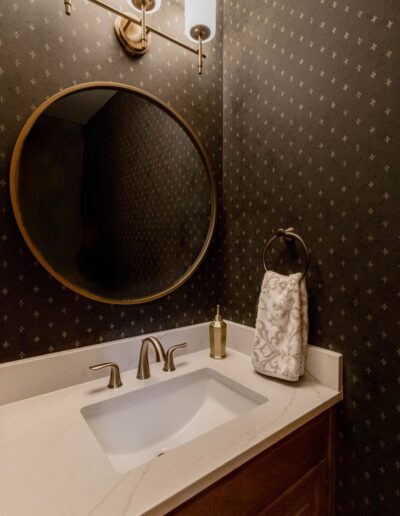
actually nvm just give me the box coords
[10,82,216,304]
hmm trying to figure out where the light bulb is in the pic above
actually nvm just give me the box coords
[185,0,216,43]
[126,0,161,14]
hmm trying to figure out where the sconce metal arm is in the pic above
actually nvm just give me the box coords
[198,33,203,75]
[64,0,72,15]
[64,0,206,59]
[141,1,147,47]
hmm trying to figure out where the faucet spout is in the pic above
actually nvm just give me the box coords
[136,336,166,380]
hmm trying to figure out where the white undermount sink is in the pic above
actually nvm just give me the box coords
[81,368,267,473]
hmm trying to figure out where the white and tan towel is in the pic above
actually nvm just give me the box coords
[252,271,308,382]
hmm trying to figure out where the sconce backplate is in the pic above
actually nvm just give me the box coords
[114,14,151,55]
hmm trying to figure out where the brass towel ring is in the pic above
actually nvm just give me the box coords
[263,227,310,279]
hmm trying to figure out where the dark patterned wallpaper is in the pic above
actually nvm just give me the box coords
[0,0,223,361]
[1,0,399,512]
[222,0,399,514]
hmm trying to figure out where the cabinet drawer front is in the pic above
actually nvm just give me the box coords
[259,461,327,516]
[170,412,330,516]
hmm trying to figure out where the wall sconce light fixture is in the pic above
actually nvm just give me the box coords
[63,0,216,75]
[185,0,216,74]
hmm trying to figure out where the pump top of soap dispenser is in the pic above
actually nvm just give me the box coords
[211,305,226,327]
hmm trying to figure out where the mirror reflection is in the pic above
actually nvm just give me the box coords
[12,85,215,303]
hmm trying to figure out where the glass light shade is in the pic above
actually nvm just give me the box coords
[185,0,216,43]
[126,0,161,14]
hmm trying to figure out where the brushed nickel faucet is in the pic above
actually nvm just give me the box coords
[89,362,123,389]
[163,343,188,372]
[136,336,166,379]
[136,336,187,379]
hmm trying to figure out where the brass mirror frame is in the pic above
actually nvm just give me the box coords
[10,81,217,305]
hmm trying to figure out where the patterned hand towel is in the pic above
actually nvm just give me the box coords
[252,271,308,382]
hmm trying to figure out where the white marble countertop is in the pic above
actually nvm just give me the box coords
[0,344,342,516]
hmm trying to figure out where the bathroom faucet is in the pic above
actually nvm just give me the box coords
[136,336,187,379]
[163,343,188,372]
[89,362,123,389]
[136,336,166,379]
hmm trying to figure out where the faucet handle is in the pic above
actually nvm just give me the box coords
[89,362,123,389]
[163,343,187,372]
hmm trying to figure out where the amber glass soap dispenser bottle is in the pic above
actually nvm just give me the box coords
[209,305,227,359]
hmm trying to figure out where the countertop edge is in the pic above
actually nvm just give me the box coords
[145,392,342,515]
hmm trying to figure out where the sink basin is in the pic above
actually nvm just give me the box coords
[81,368,267,473]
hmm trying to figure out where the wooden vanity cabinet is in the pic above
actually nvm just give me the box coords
[170,410,334,516]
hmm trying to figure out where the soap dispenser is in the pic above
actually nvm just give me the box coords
[209,305,227,359]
